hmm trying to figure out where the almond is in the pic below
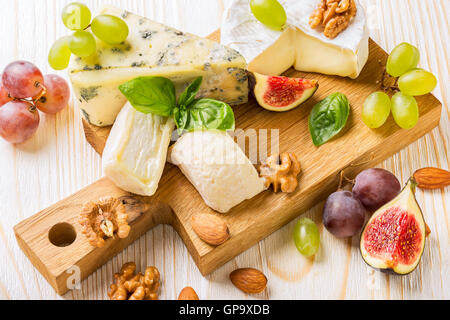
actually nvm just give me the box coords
[178,286,199,300]
[413,167,450,189]
[229,268,267,294]
[425,223,431,238]
[191,213,230,246]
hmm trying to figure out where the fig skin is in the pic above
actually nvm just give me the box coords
[352,168,401,212]
[252,72,318,112]
[359,179,426,275]
[323,191,366,238]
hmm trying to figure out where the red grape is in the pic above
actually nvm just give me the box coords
[0,81,12,106]
[352,168,401,211]
[2,61,44,98]
[0,101,40,144]
[323,191,366,238]
[35,74,70,114]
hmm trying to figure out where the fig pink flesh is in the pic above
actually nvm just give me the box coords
[263,76,316,108]
[363,206,422,266]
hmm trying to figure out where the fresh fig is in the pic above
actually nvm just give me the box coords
[323,191,366,238]
[360,178,427,275]
[252,72,318,112]
[353,168,401,212]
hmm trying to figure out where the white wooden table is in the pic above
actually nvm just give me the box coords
[0,0,448,300]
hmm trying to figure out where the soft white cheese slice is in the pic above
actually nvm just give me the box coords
[69,6,248,127]
[221,0,369,79]
[102,102,175,196]
[169,130,266,213]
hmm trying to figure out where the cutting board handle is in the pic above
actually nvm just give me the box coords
[14,180,177,296]
[119,195,174,226]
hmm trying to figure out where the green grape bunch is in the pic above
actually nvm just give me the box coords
[362,42,437,130]
[48,2,129,70]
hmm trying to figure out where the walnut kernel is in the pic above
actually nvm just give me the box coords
[108,262,160,300]
[259,152,301,193]
[78,197,130,248]
[309,0,357,39]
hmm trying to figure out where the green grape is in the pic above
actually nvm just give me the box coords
[250,0,286,31]
[362,92,391,128]
[91,14,129,45]
[386,43,420,77]
[62,2,92,31]
[391,92,419,129]
[68,31,96,57]
[293,218,320,257]
[398,68,437,96]
[48,36,72,70]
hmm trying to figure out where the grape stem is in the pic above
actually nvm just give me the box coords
[380,66,399,94]
[32,82,47,105]
[337,153,375,190]
[12,82,47,112]
[337,170,354,190]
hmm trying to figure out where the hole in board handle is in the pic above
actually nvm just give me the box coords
[48,223,77,247]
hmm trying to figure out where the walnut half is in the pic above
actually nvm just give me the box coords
[108,262,160,300]
[309,0,357,39]
[259,152,301,193]
[78,197,130,248]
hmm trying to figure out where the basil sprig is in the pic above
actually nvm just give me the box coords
[174,99,235,133]
[119,76,235,133]
[308,92,350,146]
[118,77,176,117]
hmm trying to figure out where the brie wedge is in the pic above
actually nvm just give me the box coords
[69,6,248,127]
[221,0,369,79]
[102,103,175,196]
[169,130,266,213]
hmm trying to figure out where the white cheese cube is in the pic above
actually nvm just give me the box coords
[169,130,266,213]
[102,103,175,196]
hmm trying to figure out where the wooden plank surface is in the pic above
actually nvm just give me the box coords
[14,32,442,295]
[0,0,448,300]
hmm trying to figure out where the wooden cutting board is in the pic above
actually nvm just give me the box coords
[14,31,442,295]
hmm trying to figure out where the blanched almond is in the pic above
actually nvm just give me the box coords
[230,268,267,294]
[191,213,230,246]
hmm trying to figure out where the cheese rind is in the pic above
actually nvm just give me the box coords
[69,6,248,126]
[170,130,266,213]
[102,103,175,196]
[221,0,369,79]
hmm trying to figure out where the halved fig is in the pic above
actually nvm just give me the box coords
[252,72,318,112]
[360,178,427,275]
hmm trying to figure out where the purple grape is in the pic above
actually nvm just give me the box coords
[323,191,366,238]
[352,168,401,212]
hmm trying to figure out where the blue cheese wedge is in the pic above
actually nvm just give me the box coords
[102,103,175,196]
[221,0,369,79]
[169,130,266,213]
[69,6,248,127]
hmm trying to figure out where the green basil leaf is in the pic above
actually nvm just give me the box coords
[181,98,235,132]
[308,92,350,146]
[178,76,203,108]
[118,76,176,117]
[173,106,189,133]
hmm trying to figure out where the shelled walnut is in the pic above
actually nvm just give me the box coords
[259,152,301,193]
[78,197,130,248]
[108,262,160,300]
[309,0,357,39]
